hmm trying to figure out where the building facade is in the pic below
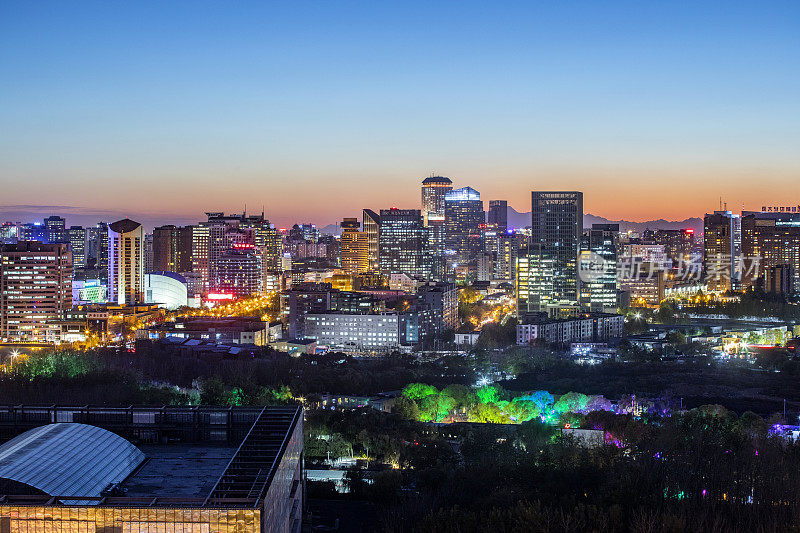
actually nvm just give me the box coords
[108,219,145,305]
[0,242,72,342]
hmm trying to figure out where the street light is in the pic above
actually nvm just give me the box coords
[9,350,20,371]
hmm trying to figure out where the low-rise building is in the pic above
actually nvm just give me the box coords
[517,313,624,346]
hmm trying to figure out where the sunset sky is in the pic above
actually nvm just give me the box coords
[1,1,798,228]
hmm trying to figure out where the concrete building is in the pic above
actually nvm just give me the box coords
[144,271,190,309]
[517,313,624,346]
[67,226,86,269]
[0,405,303,533]
[741,210,800,295]
[304,312,416,353]
[0,242,72,343]
[421,175,453,226]
[580,224,619,314]
[108,219,145,305]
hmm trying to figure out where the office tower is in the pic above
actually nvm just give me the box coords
[527,191,583,315]
[214,248,262,297]
[476,253,494,282]
[741,209,800,294]
[108,218,145,305]
[340,218,369,275]
[494,232,523,281]
[67,226,86,269]
[378,208,430,279]
[487,200,508,233]
[362,209,381,272]
[642,228,696,267]
[44,216,67,244]
[253,221,281,271]
[421,175,453,226]
[144,233,154,273]
[444,186,484,265]
[580,224,619,313]
[84,222,109,279]
[289,223,320,243]
[191,224,210,292]
[19,222,46,242]
[703,210,741,292]
[0,242,72,342]
[153,225,194,273]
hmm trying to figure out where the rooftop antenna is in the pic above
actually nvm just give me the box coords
[719,197,722,210]
[724,201,727,211]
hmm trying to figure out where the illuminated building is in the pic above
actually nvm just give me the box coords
[618,263,666,307]
[72,279,107,304]
[416,281,458,334]
[580,223,619,314]
[487,200,508,233]
[703,210,741,292]
[67,226,86,269]
[642,228,696,266]
[527,191,583,315]
[84,222,108,279]
[444,186,484,265]
[44,215,67,244]
[0,223,19,243]
[18,222,46,242]
[741,210,800,295]
[0,241,72,343]
[0,405,303,533]
[191,224,210,292]
[304,312,418,353]
[144,232,153,273]
[421,175,452,226]
[144,271,189,309]
[214,247,262,298]
[378,208,431,279]
[516,313,623,346]
[340,218,369,275]
[107,219,145,305]
[476,252,493,282]
[362,209,381,272]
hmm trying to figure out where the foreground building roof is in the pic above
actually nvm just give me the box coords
[0,423,145,504]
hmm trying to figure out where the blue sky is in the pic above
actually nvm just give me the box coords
[1,1,798,226]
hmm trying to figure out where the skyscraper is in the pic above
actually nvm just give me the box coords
[0,241,72,342]
[362,209,381,273]
[153,225,194,273]
[108,218,145,305]
[44,216,67,244]
[378,208,430,279]
[340,218,369,275]
[527,191,583,315]
[703,210,741,292]
[580,223,619,313]
[741,209,800,294]
[421,176,453,226]
[487,200,508,233]
[444,186,484,265]
[67,226,86,269]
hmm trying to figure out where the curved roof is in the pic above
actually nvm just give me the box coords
[109,218,142,234]
[0,423,145,503]
[147,270,188,284]
[422,175,452,185]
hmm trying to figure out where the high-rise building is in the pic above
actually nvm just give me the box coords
[487,200,508,233]
[44,216,67,244]
[19,222,46,242]
[191,224,211,293]
[214,248,262,297]
[421,175,453,226]
[444,186,484,265]
[67,226,86,269]
[144,233,154,273]
[703,210,741,292]
[108,218,145,305]
[378,208,430,279]
[362,209,381,273]
[340,218,369,275]
[741,210,800,294]
[642,228,696,267]
[1,241,72,342]
[85,222,109,279]
[153,225,194,273]
[580,223,619,313]
[527,191,583,315]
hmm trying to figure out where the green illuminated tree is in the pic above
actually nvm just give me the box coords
[402,382,439,400]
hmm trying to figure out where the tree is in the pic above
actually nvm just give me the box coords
[392,395,420,420]
[476,384,505,404]
[402,383,438,400]
[504,399,539,422]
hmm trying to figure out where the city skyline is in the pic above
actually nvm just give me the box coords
[2,1,798,225]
